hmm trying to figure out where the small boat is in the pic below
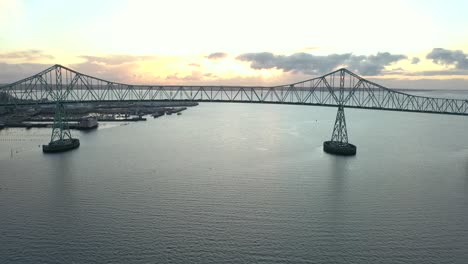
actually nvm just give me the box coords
[75,116,98,130]
[42,138,80,153]
[152,111,165,118]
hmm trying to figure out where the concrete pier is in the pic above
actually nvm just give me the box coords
[323,141,357,156]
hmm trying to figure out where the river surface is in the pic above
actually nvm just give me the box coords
[1,92,468,263]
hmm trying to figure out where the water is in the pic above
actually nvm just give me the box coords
[1,97,468,263]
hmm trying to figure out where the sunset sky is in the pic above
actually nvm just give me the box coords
[1,0,468,89]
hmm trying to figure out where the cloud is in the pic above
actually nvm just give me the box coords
[236,52,349,74]
[371,77,468,90]
[166,71,205,82]
[1,61,468,90]
[163,71,284,86]
[1,50,467,89]
[0,63,52,84]
[78,54,154,66]
[383,68,468,76]
[0,50,55,61]
[165,71,220,82]
[417,69,468,76]
[203,73,216,77]
[70,60,135,83]
[411,57,420,64]
[236,51,407,76]
[206,52,227,60]
[426,48,468,69]
[64,54,160,83]
[348,52,407,75]
[3,54,157,83]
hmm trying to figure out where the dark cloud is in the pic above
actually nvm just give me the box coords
[0,63,51,84]
[426,48,468,69]
[0,50,55,61]
[348,52,407,75]
[411,57,420,64]
[206,52,227,60]
[236,52,349,74]
[236,51,407,76]
[2,51,467,89]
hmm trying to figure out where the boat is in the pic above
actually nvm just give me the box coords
[152,111,165,118]
[75,116,98,130]
[42,138,80,153]
[166,107,187,115]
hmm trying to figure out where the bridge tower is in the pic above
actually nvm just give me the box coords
[42,66,80,153]
[323,70,357,156]
[49,102,73,144]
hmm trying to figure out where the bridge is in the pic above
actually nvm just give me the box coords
[1,64,467,155]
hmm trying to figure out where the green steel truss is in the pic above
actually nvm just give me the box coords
[50,102,73,143]
[2,64,466,148]
[49,66,74,144]
[1,64,467,116]
[331,106,348,144]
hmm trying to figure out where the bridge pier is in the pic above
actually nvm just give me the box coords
[42,102,80,153]
[323,106,356,156]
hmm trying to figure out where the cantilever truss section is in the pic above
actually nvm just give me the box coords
[1,64,468,116]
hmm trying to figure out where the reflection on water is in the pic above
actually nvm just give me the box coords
[330,156,350,191]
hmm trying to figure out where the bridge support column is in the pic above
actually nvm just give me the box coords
[42,102,80,153]
[323,106,357,156]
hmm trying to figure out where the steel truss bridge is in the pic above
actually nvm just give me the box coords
[1,64,467,155]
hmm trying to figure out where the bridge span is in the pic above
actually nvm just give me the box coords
[1,64,467,155]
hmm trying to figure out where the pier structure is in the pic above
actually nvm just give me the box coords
[2,65,468,155]
[323,70,356,155]
[41,67,79,153]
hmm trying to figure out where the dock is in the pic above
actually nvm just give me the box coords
[1,116,147,130]
[26,117,147,122]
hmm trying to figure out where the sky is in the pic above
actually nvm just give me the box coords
[1,0,468,89]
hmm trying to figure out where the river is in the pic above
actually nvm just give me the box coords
[1,94,468,263]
